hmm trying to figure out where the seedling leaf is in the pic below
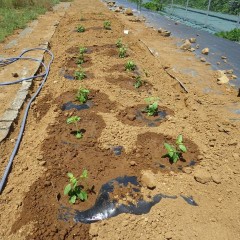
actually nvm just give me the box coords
[179,144,187,153]
[70,195,77,204]
[64,184,72,195]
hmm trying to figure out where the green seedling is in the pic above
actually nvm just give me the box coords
[77,25,85,32]
[103,20,111,30]
[74,68,86,80]
[66,116,83,139]
[116,38,123,48]
[118,46,127,58]
[64,170,89,204]
[79,46,87,54]
[76,47,87,64]
[125,60,136,71]
[134,76,143,88]
[76,88,90,103]
[163,135,187,163]
[143,97,159,116]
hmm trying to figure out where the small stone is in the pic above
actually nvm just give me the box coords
[194,169,212,184]
[217,75,229,85]
[201,48,209,55]
[217,62,221,65]
[114,7,121,12]
[226,69,233,74]
[37,155,43,160]
[39,161,46,166]
[196,44,200,49]
[232,74,237,79]
[211,174,221,184]
[197,155,203,160]
[200,57,206,62]
[221,56,227,59]
[180,39,191,50]
[189,47,195,52]
[165,231,172,239]
[130,161,137,166]
[141,171,156,189]
[125,8,133,15]
[217,70,226,77]
[182,167,192,174]
[127,114,136,121]
[189,38,196,43]
[10,138,15,143]
[223,59,227,63]
[161,31,171,37]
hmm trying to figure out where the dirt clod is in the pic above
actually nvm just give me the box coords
[194,169,212,184]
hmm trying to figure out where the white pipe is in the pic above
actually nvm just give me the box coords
[185,0,190,20]
[204,0,212,27]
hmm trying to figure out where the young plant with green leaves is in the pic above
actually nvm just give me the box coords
[163,135,187,163]
[66,116,83,139]
[79,46,87,54]
[118,46,127,58]
[116,38,123,48]
[125,60,136,71]
[74,68,86,80]
[134,76,143,88]
[76,88,90,103]
[103,20,111,30]
[76,47,87,64]
[64,170,89,204]
[143,97,159,116]
[77,25,85,32]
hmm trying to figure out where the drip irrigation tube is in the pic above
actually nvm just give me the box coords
[0,48,54,193]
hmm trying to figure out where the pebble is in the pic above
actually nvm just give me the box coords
[127,114,136,121]
[180,39,191,50]
[130,161,137,166]
[201,48,209,55]
[141,171,157,189]
[37,155,44,160]
[125,8,133,15]
[194,169,212,184]
[39,161,46,166]
[211,174,221,184]
[189,37,196,43]
[182,167,192,174]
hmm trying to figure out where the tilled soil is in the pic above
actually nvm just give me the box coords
[0,0,240,239]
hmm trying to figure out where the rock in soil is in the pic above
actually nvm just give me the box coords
[189,38,196,43]
[211,174,221,184]
[125,8,133,16]
[158,28,171,37]
[180,39,191,50]
[217,75,230,85]
[194,169,212,184]
[201,48,209,55]
[127,114,136,121]
[141,171,157,189]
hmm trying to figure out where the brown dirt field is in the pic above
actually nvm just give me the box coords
[0,0,240,239]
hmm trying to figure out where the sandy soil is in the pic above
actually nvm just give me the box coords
[0,0,240,239]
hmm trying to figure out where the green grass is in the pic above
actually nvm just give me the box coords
[215,28,240,42]
[0,0,60,42]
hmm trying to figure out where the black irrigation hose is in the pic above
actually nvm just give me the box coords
[0,48,54,193]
